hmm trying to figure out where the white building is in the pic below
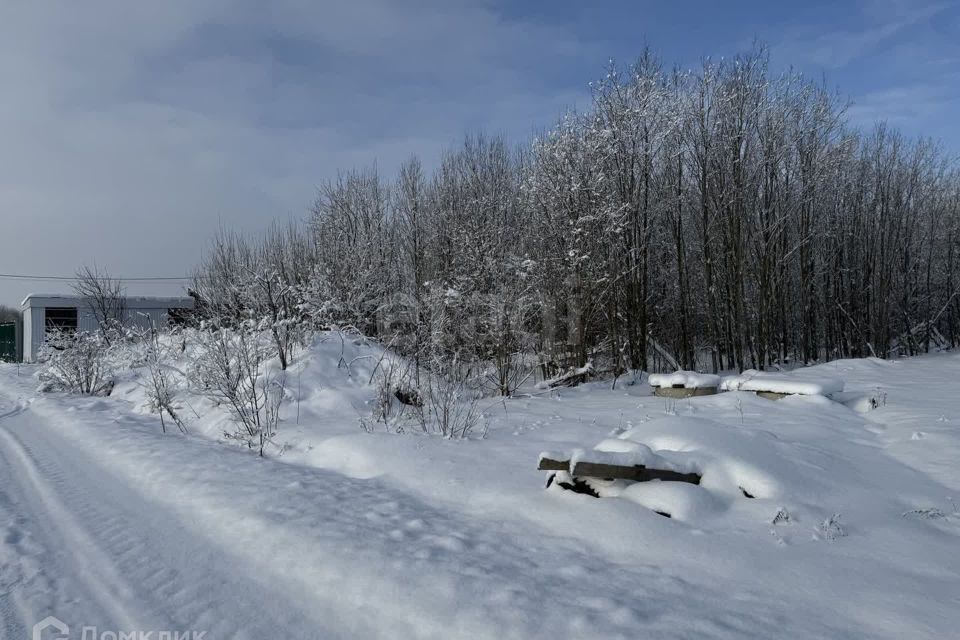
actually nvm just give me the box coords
[20,294,194,362]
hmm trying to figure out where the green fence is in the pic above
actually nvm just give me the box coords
[0,323,17,362]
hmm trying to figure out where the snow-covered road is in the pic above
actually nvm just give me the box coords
[0,394,342,639]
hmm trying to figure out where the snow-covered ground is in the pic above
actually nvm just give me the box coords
[2,337,960,639]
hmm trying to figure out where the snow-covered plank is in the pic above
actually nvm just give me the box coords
[648,371,721,389]
[537,362,594,389]
[719,370,843,396]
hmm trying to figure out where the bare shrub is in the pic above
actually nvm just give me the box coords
[143,326,187,434]
[813,513,846,542]
[190,225,313,370]
[370,357,403,425]
[364,343,480,438]
[37,330,116,396]
[190,322,284,455]
[482,351,536,397]
[365,352,421,433]
[421,356,483,439]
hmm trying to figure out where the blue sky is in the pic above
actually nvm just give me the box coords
[0,0,958,306]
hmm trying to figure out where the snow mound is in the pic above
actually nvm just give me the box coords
[720,370,843,395]
[577,439,701,475]
[620,480,725,520]
[648,371,720,389]
[580,416,787,520]
[557,410,891,527]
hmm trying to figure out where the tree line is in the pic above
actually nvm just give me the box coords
[191,47,960,392]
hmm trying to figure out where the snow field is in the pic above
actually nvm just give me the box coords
[2,338,960,638]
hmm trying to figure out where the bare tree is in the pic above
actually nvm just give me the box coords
[188,42,960,390]
[73,265,126,340]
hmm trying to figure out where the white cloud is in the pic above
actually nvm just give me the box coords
[0,1,591,303]
[768,0,960,149]
[774,0,951,69]
[846,77,960,130]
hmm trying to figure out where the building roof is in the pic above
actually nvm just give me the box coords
[21,293,195,310]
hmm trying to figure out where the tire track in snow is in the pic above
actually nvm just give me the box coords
[0,395,67,640]
[0,401,336,639]
[0,422,146,634]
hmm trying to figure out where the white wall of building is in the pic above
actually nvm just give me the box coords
[20,295,194,362]
[22,306,33,363]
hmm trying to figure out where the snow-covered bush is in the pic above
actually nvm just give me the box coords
[190,225,313,371]
[142,327,187,434]
[37,329,117,396]
[813,513,846,542]
[407,286,484,438]
[364,346,481,439]
[189,322,284,455]
[420,356,483,439]
[478,292,538,396]
[481,350,534,397]
[368,356,421,428]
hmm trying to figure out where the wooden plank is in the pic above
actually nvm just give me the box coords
[538,456,701,485]
[571,461,701,485]
[537,457,571,472]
